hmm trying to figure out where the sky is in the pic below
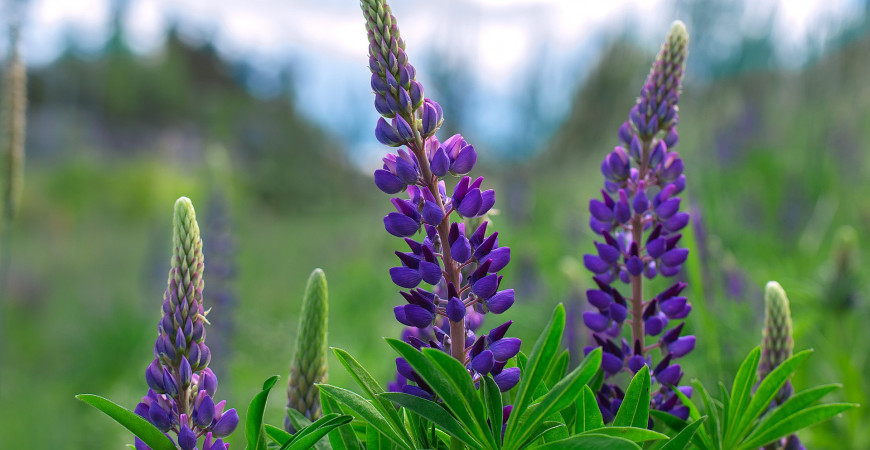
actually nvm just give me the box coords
[9,0,868,166]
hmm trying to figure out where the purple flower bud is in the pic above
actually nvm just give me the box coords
[200,368,218,397]
[211,408,239,438]
[421,201,444,226]
[626,256,643,276]
[608,149,630,180]
[390,266,422,288]
[451,145,477,175]
[162,368,179,397]
[655,197,681,219]
[633,189,649,215]
[668,335,695,357]
[629,135,642,161]
[628,355,648,373]
[394,115,414,142]
[618,121,633,144]
[145,360,165,393]
[179,424,197,450]
[374,169,405,194]
[418,261,442,285]
[664,128,679,148]
[394,304,434,328]
[472,274,499,299]
[661,248,689,267]
[384,212,420,237]
[589,199,613,222]
[446,297,466,322]
[587,290,612,309]
[375,118,403,146]
[660,297,687,318]
[583,312,610,332]
[134,437,150,450]
[456,189,482,217]
[656,364,682,386]
[661,155,684,182]
[402,384,434,400]
[486,289,515,314]
[195,394,216,429]
[583,254,611,274]
[472,350,495,374]
[148,402,172,432]
[179,357,192,389]
[601,351,623,375]
[430,147,450,177]
[645,315,665,336]
[494,367,520,392]
[484,247,511,273]
[663,212,690,232]
[596,242,620,264]
[609,302,628,323]
[489,338,521,361]
[478,190,495,216]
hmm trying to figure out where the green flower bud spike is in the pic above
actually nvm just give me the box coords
[758,281,794,405]
[285,268,329,432]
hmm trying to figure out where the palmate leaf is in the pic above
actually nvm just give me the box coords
[317,384,411,450]
[385,338,492,447]
[612,365,650,428]
[332,348,413,445]
[729,350,812,445]
[320,388,363,450]
[510,348,603,448]
[380,392,482,448]
[75,394,176,450]
[503,304,566,447]
[246,375,280,450]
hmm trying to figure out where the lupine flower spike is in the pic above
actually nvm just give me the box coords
[285,268,329,432]
[360,0,521,402]
[758,281,804,450]
[581,21,693,423]
[134,197,238,450]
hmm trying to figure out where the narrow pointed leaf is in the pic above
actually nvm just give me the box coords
[612,365,650,428]
[265,424,293,446]
[754,384,841,433]
[726,347,760,441]
[482,375,504,445]
[530,433,641,449]
[321,388,363,450]
[75,394,176,450]
[660,417,706,450]
[581,385,604,431]
[423,347,492,444]
[380,392,483,448]
[318,384,410,449]
[244,375,280,450]
[285,414,355,450]
[285,409,333,450]
[582,426,666,442]
[739,403,856,450]
[544,350,571,389]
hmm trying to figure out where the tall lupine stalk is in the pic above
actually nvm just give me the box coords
[758,281,805,450]
[582,22,694,422]
[0,22,26,284]
[135,198,238,450]
[284,268,329,433]
[360,0,521,405]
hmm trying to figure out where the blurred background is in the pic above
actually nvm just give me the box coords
[0,0,868,447]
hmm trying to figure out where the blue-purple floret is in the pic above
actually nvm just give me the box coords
[581,22,693,424]
[362,0,520,401]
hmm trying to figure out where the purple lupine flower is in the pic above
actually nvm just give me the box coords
[361,0,520,399]
[134,198,237,449]
[580,22,692,423]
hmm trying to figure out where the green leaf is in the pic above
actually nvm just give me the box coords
[732,350,812,442]
[423,348,491,444]
[75,394,176,450]
[690,381,718,450]
[612,366,650,428]
[285,409,331,450]
[583,426,666,442]
[648,410,688,432]
[755,384,841,432]
[366,423,395,450]
[385,338,490,445]
[332,348,411,445]
[504,304,566,444]
[739,403,856,450]
[380,392,482,448]
[544,350,570,390]
[317,384,410,450]
[726,347,760,441]
[482,375,504,446]
[660,417,706,450]
[530,433,641,450]
[510,348,602,448]
[285,414,354,450]
[321,388,363,450]
[265,424,293,446]
[245,375,280,450]
[580,385,603,432]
